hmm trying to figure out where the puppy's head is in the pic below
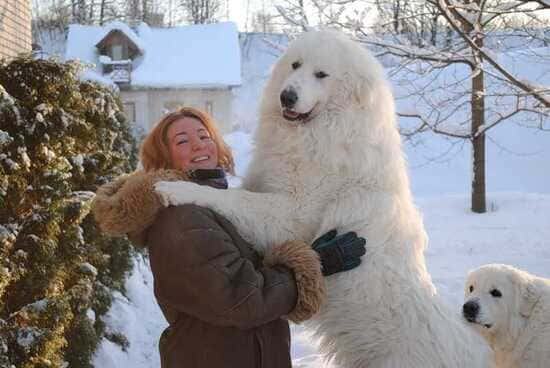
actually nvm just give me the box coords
[261,29,386,127]
[463,264,540,340]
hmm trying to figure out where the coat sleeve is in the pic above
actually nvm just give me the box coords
[147,205,325,329]
[91,169,186,239]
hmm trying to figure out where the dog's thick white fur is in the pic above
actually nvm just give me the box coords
[155,30,493,367]
[464,264,550,368]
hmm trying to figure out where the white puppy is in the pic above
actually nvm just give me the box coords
[156,30,492,367]
[464,264,550,368]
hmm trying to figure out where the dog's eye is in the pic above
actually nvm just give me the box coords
[469,285,474,293]
[490,289,502,298]
[315,71,329,79]
[291,61,302,70]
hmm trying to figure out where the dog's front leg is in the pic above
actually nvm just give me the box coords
[154,181,298,252]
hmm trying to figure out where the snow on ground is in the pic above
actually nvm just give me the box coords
[93,126,550,367]
[93,255,165,368]
[291,191,550,367]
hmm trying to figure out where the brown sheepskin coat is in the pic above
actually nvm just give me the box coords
[91,169,326,368]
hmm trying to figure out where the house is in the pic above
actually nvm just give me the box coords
[0,0,32,60]
[65,21,241,133]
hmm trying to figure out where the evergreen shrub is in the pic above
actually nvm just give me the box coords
[0,57,138,368]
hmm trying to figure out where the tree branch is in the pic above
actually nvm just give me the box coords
[435,0,550,108]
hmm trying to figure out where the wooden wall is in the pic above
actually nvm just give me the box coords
[0,0,32,61]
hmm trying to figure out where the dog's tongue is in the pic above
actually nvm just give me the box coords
[284,109,300,118]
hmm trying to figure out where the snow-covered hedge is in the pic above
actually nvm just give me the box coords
[0,57,138,368]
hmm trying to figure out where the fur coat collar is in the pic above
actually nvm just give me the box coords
[92,169,189,247]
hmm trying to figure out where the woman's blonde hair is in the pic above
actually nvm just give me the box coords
[140,106,235,174]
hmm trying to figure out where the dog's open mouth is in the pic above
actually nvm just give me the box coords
[465,317,492,329]
[282,106,316,122]
[465,316,477,324]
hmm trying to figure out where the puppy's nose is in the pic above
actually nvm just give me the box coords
[462,301,480,320]
[280,88,298,108]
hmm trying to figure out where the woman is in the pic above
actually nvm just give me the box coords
[92,107,365,368]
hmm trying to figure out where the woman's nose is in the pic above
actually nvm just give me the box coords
[191,138,205,150]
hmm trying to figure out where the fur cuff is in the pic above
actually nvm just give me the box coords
[91,169,187,239]
[264,240,326,323]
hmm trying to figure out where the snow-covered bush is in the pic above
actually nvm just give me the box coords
[0,57,138,368]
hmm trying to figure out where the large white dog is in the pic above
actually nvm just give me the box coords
[464,264,550,368]
[155,30,493,368]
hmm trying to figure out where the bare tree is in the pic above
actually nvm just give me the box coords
[274,0,312,32]
[71,0,92,23]
[98,0,125,24]
[363,0,549,212]
[165,0,186,26]
[100,0,107,24]
[179,0,222,24]
[33,0,125,27]
[251,10,278,32]
[33,0,74,49]
[374,0,408,33]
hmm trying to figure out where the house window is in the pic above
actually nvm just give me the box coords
[112,44,123,60]
[123,102,136,123]
[205,101,214,116]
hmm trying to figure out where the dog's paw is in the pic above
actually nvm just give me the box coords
[154,181,189,207]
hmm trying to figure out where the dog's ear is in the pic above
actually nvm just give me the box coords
[340,72,370,107]
[519,280,542,318]
[352,76,370,106]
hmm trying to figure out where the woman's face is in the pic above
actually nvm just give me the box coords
[166,116,219,171]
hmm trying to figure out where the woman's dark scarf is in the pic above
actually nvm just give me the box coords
[187,168,228,189]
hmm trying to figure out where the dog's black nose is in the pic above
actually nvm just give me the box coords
[280,88,298,108]
[462,301,480,320]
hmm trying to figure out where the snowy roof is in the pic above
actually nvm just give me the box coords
[65,22,241,89]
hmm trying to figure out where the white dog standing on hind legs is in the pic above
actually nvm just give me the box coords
[155,30,493,367]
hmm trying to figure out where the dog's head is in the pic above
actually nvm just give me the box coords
[463,264,540,341]
[261,30,387,127]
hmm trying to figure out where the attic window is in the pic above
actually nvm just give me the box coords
[112,45,123,60]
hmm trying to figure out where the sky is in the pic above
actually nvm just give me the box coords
[227,0,263,31]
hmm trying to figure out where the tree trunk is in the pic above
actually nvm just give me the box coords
[430,13,438,46]
[99,0,106,25]
[78,0,87,23]
[142,0,148,23]
[471,70,486,213]
[89,0,94,23]
[393,0,400,33]
[470,15,486,213]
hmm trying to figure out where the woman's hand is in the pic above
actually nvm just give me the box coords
[311,230,366,276]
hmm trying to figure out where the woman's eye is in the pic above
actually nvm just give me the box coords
[292,61,302,70]
[315,71,329,79]
[200,136,211,140]
[490,289,502,298]
[177,140,188,145]
[469,285,474,293]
